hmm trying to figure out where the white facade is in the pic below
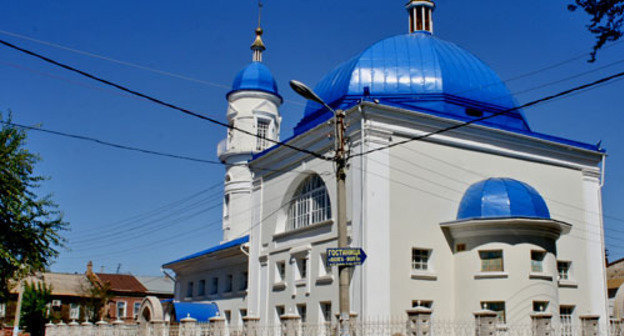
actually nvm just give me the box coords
[164,2,609,329]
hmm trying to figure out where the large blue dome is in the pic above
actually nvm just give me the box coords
[228,62,281,100]
[294,32,529,135]
[457,178,550,220]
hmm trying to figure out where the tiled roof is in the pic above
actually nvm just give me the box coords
[96,273,147,293]
[11,273,90,297]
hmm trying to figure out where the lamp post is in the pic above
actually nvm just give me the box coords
[289,80,350,336]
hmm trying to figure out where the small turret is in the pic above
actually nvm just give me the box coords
[406,0,435,34]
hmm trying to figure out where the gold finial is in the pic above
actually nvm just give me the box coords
[251,0,265,61]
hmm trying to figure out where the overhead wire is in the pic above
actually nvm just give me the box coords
[350,69,624,158]
[0,38,331,162]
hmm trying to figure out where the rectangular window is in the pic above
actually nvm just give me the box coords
[456,244,466,252]
[558,261,571,280]
[296,258,307,279]
[198,279,206,296]
[533,301,549,313]
[276,305,285,319]
[276,261,286,282]
[225,274,233,292]
[320,302,332,323]
[69,303,80,320]
[297,304,307,323]
[481,301,505,324]
[560,306,575,336]
[134,302,141,319]
[256,119,270,151]
[116,301,127,319]
[0,303,5,318]
[411,249,431,271]
[411,300,433,309]
[186,282,194,297]
[224,310,231,324]
[480,250,504,272]
[241,272,248,291]
[531,251,546,273]
[211,277,219,295]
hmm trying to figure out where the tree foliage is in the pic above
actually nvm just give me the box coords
[0,114,67,299]
[81,277,113,321]
[568,0,624,62]
[20,281,52,336]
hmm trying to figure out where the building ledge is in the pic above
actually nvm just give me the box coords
[474,272,508,279]
[558,279,578,288]
[410,270,438,281]
[529,272,554,281]
[272,281,287,291]
[273,220,333,240]
[315,275,334,285]
[295,279,307,287]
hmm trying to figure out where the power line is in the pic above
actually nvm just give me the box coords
[350,69,624,158]
[0,29,306,107]
[0,38,331,162]
[0,120,320,175]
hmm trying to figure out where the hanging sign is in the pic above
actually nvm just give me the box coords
[326,248,367,266]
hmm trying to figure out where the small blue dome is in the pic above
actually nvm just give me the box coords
[294,33,529,135]
[228,62,281,99]
[457,178,550,220]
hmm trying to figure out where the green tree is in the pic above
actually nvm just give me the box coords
[568,0,624,62]
[20,282,52,336]
[81,277,113,321]
[0,114,67,299]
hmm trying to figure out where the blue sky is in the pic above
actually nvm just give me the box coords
[1,0,623,275]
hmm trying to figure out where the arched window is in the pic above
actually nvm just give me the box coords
[288,175,331,230]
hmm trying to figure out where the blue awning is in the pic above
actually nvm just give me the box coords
[163,235,249,267]
[173,302,219,322]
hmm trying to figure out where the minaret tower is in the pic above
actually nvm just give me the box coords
[406,0,435,34]
[218,2,282,242]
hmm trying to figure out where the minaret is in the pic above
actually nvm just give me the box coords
[218,2,282,242]
[406,0,435,34]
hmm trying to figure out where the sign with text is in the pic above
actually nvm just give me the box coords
[326,248,367,266]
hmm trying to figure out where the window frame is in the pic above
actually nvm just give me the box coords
[558,261,572,280]
[533,301,549,313]
[560,305,575,336]
[198,279,206,296]
[225,274,233,293]
[186,282,194,298]
[531,250,546,273]
[116,301,127,319]
[287,175,331,231]
[276,261,286,282]
[481,301,506,324]
[320,302,332,323]
[0,302,5,318]
[479,250,504,272]
[411,248,431,271]
[211,277,219,295]
[297,303,307,323]
[69,303,80,320]
[134,302,141,319]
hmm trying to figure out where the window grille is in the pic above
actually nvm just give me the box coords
[411,249,431,271]
[531,251,545,273]
[480,250,504,272]
[560,306,574,336]
[69,303,80,320]
[256,119,270,151]
[288,175,331,230]
[558,261,571,280]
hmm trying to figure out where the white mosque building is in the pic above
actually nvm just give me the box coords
[162,0,609,329]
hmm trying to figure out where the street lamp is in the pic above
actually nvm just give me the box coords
[289,80,350,336]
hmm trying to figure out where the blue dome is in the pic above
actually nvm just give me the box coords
[294,33,529,135]
[228,62,281,99]
[457,178,550,220]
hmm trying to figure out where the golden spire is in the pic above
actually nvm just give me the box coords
[251,1,265,62]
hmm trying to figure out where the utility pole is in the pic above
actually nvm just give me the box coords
[289,80,352,336]
[12,281,24,336]
[334,109,351,336]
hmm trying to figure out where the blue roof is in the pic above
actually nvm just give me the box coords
[163,235,249,267]
[173,302,219,322]
[294,32,528,135]
[457,178,550,220]
[228,62,281,99]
